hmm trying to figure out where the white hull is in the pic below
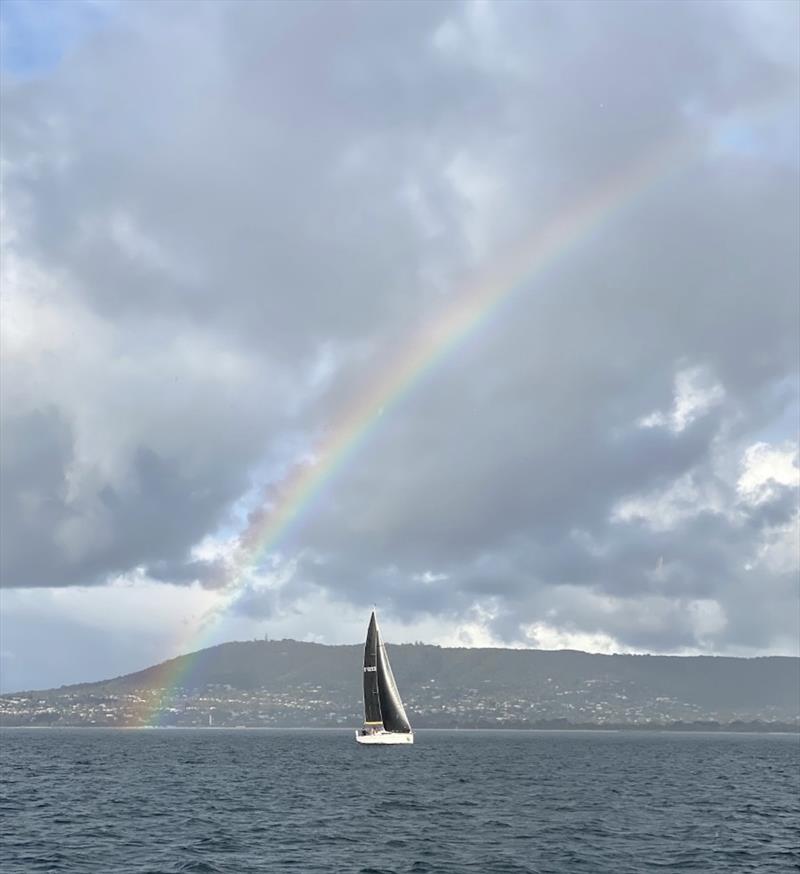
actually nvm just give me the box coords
[355,730,414,745]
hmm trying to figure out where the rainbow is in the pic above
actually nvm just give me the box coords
[141,113,747,724]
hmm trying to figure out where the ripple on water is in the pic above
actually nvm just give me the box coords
[0,730,798,874]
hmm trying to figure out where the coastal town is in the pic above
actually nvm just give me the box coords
[1,677,795,730]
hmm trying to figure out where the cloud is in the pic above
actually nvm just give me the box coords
[1,0,797,674]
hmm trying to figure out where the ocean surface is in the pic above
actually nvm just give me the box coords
[1,729,798,874]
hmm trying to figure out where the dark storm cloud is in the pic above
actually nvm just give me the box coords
[0,407,251,588]
[1,1,797,653]
[0,408,73,587]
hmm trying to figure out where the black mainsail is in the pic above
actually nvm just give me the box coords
[361,611,412,734]
[362,612,383,726]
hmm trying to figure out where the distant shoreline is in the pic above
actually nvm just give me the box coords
[5,639,797,731]
[2,724,798,735]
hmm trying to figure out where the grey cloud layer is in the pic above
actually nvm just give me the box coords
[1,1,798,654]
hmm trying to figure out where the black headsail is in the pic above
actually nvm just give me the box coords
[375,620,412,733]
[362,612,383,727]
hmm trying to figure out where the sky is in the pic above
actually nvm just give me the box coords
[1,0,798,692]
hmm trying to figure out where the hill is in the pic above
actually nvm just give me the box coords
[2,640,798,729]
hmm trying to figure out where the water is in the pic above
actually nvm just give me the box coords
[1,729,798,873]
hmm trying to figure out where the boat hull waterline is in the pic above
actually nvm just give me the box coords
[355,730,414,745]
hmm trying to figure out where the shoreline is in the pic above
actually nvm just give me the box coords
[2,724,797,735]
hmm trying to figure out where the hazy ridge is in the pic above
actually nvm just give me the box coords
[2,639,798,728]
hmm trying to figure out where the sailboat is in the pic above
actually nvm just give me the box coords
[355,611,414,745]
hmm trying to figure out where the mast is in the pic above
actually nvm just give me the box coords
[375,618,412,733]
[362,611,383,727]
